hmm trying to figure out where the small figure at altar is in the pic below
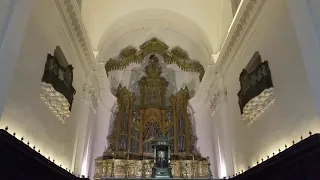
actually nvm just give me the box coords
[151,136,173,178]
[157,150,166,167]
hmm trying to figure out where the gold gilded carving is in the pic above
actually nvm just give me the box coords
[164,46,205,81]
[104,37,205,81]
[97,49,207,179]
[94,158,210,179]
[143,108,162,137]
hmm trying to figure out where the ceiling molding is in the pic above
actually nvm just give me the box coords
[54,0,109,91]
[216,0,265,74]
[199,0,266,93]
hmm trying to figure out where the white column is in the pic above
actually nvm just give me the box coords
[0,0,34,117]
[80,106,96,177]
[89,90,115,179]
[72,99,92,175]
[211,77,235,178]
[71,82,98,177]
[286,0,320,115]
[218,91,235,176]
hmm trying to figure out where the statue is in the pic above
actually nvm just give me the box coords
[157,151,166,167]
[151,136,173,178]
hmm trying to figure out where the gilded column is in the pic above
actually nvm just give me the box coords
[161,110,166,134]
[172,97,178,153]
[184,107,190,153]
[115,109,121,151]
[139,110,145,153]
[127,98,133,152]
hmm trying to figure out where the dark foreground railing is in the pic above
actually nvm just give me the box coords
[0,129,88,180]
[232,133,320,180]
[101,178,221,180]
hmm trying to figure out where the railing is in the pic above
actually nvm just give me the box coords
[237,61,273,114]
[232,133,320,180]
[101,178,222,180]
[0,129,88,180]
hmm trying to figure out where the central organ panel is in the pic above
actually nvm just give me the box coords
[107,55,195,155]
[95,53,209,179]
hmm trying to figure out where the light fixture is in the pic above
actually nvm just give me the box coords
[40,82,71,123]
[241,88,275,126]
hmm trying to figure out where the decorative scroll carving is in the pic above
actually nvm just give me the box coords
[105,38,205,81]
[138,55,168,108]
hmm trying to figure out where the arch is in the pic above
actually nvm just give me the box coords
[97,8,213,64]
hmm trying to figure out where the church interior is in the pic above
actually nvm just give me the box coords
[0,0,320,179]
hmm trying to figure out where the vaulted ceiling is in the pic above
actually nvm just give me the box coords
[80,0,234,67]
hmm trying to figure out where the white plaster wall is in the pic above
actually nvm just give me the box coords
[221,0,320,173]
[0,0,14,46]
[307,0,320,42]
[0,0,86,169]
[81,0,233,53]
[192,97,216,176]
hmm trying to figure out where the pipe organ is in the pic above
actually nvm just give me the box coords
[95,40,209,179]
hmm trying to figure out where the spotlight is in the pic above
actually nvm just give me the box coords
[309,131,312,136]
[21,137,24,141]
[278,149,281,152]
[267,156,269,159]
[5,126,8,131]
[292,140,295,144]
[301,135,303,140]
[27,141,30,146]
[13,132,16,137]
[285,144,287,149]
[33,145,36,150]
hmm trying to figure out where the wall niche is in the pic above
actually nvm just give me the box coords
[237,51,275,126]
[40,46,76,123]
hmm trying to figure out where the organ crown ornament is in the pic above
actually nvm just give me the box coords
[105,37,205,81]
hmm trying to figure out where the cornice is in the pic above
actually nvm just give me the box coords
[216,0,265,74]
[54,0,108,91]
[199,0,265,92]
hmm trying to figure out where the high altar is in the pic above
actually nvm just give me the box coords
[94,39,211,179]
